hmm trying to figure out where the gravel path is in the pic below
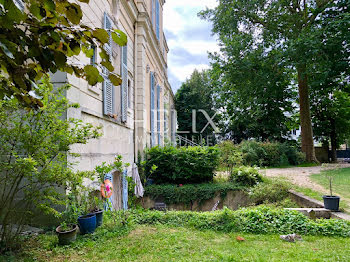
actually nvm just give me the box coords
[262,163,350,195]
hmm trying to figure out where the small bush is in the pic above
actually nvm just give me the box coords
[217,141,243,172]
[249,179,292,205]
[144,183,245,205]
[239,140,305,167]
[144,146,220,184]
[130,206,350,237]
[229,166,263,186]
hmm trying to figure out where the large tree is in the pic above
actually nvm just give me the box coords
[0,0,126,106]
[201,0,348,162]
[209,41,296,143]
[175,70,217,144]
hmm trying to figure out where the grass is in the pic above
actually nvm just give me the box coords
[310,168,350,199]
[3,225,350,262]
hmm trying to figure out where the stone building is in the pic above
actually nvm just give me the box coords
[51,0,176,173]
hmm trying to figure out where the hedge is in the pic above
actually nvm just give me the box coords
[144,146,220,184]
[144,183,245,205]
[130,206,350,237]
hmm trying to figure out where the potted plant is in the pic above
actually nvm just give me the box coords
[88,195,104,227]
[77,193,97,234]
[56,195,80,245]
[322,164,340,211]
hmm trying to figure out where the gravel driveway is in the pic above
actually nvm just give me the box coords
[262,163,350,195]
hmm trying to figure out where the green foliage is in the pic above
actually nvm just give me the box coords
[240,140,306,167]
[229,166,263,187]
[144,145,220,184]
[175,70,217,143]
[0,0,127,106]
[144,183,245,206]
[217,141,243,174]
[0,77,101,251]
[249,179,292,205]
[59,194,81,232]
[94,155,130,184]
[200,0,349,162]
[130,206,350,237]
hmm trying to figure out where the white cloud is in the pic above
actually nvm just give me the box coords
[164,0,219,92]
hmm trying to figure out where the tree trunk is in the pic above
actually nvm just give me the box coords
[297,65,318,163]
[330,118,337,163]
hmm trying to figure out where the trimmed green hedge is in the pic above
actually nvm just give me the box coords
[144,146,220,184]
[130,206,350,237]
[144,183,245,205]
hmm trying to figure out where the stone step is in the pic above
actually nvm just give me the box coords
[286,208,332,219]
[285,208,350,221]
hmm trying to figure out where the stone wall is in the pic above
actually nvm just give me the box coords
[139,190,250,211]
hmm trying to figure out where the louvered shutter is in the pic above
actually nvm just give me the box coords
[171,108,175,144]
[14,0,24,11]
[103,13,112,60]
[122,169,128,210]
[121,45,128,122]
[152,0,156,26]
[155,0,160,40]
[164,102,168,141]
[103,80,115,115]
[157,85,161,145]
[103,13,114,116]
[150,73,155,147]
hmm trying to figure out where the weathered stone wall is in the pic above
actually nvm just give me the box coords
[139,190,250,211]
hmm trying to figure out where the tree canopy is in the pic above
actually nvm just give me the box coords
[201,0,349,162]
[175,70,217,144]
[0,0,127,106]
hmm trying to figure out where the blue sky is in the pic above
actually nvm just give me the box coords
[163,1,219,93]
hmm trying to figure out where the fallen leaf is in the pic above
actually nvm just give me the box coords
[236,236,245,241]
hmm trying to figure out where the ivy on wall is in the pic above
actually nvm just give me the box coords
[144,183,245,206]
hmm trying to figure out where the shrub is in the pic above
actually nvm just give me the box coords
[144,183,245,206]
[229,166,263,186]
[249,179,292,205]
[0,78,101,251]
[129,206,350,237]
[239,140,305,167]
[217,141,243,174]
[144,146,220,184]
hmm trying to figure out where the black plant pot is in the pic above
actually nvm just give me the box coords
[323,195,340,211]
[89,209,104,227]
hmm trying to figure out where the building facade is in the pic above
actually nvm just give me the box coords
[52,0,176,173]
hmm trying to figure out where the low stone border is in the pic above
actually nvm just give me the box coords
[288,190,324,208]
[287,190,350,221]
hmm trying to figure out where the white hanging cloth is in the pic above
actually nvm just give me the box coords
[131,163,144,198]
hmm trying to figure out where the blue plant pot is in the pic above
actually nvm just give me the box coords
[78,214,96,234]
[89,209,103,227]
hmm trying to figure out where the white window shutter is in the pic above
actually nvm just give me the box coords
[103,80,114,115]
[164,102,168,140]
[121,45,128,123]
[14,0,24,11]
[156,0,160,40]
[104,12,113,57]
[157,85,161,145]
[152,0,156,26]
[103,13,115,116]
[150,73,155,147]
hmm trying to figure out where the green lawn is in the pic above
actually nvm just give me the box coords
[310,167,350,200]
[3,225,350,262]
